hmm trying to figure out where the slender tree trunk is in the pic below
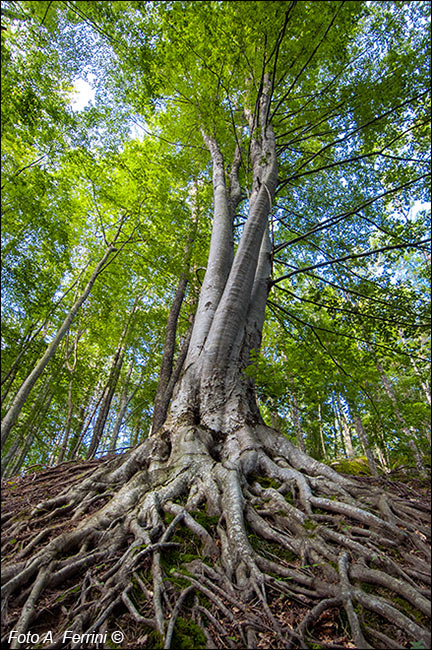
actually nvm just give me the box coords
[352,410,379,477]
[1,374,53,475]
[86,298,140,458]
[334,414,346,457]
[86,346,126,459]
[5,386,54,478]
[151,195,199,433]
[69,381,105,460]
[376,362,426,474]
[56,329,81,464]
[1,436,20,475]
[1,245,118,447]
[0,318,52,400]
[336,394,354,459]
[398,328,431,405]
[290,377,306,452]
[318,402,327,459]
[55,378,74,465]
[375,437,389,472]
[109,361,135,451]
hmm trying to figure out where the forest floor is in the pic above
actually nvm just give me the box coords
[1,455,430,650]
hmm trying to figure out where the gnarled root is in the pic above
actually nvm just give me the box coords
[1,423,430,649]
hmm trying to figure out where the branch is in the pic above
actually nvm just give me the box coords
[277,91,429,187]
[270,2,344,120]
[275,286,430,329]
[274,173,431,253]
[267,300,430,361]
[272,237,431,285]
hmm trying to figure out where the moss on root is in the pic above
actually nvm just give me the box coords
[329,456,372,476]
[172,617,207,649]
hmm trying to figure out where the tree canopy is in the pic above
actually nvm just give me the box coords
[1,0,430,472]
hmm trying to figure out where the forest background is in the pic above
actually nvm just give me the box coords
[1,1,431,649]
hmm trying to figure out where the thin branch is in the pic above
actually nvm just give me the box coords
[270,2,345,120]
[275,286,429,329]
[274,173,430,253]
[266,302,386,422]
[267,300,430,361]
[278,91,429,188]
[273,238,431,285]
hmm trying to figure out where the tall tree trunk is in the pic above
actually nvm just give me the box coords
[398,328,431,406]
[1,245,118,447]
[170,79,277,434]
[86,297,140,458]
[66,404,85,462]
[86,345,126,459]
[290,377,306,452]
[318,402,327,459]
[109,360,135,451]
[376,362,426,474]
[5,384,54,478]
[151,195,199,433]
[56,328,82,464]
[69,381,105,460]
[349,406,379,477]
[1,374,53,475]
[336,395,354,459]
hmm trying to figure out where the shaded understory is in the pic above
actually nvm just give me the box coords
[1,423,430,650]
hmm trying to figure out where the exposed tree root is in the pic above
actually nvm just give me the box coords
[1,423,430,649]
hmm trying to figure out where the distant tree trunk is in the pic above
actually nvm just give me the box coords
[374,442,389,472]
[1,324,36,403]
[336,395,354,459]
[376,362,426,474]
[86,297,140,459]
[1,245,118,447]
[130,412,142,447]
[66,404,85,461]
[398,328,431,406]
[5,383,54,478]
[1,374,53,476]
[318,402,327,459]
[86,346,126,459]
[69,381,105,460]
[350,408,379,477]
[109,361,135,451]
[333,395,352,458]
[56,328,82,464]
[289,377,306,452]
[1,436,20,476]
[151,200,198,434]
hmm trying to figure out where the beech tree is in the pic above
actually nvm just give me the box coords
[1,2,431,649]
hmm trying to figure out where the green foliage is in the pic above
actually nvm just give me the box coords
[1,0,430,476]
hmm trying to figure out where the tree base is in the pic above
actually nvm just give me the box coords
[2,424,430,649]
